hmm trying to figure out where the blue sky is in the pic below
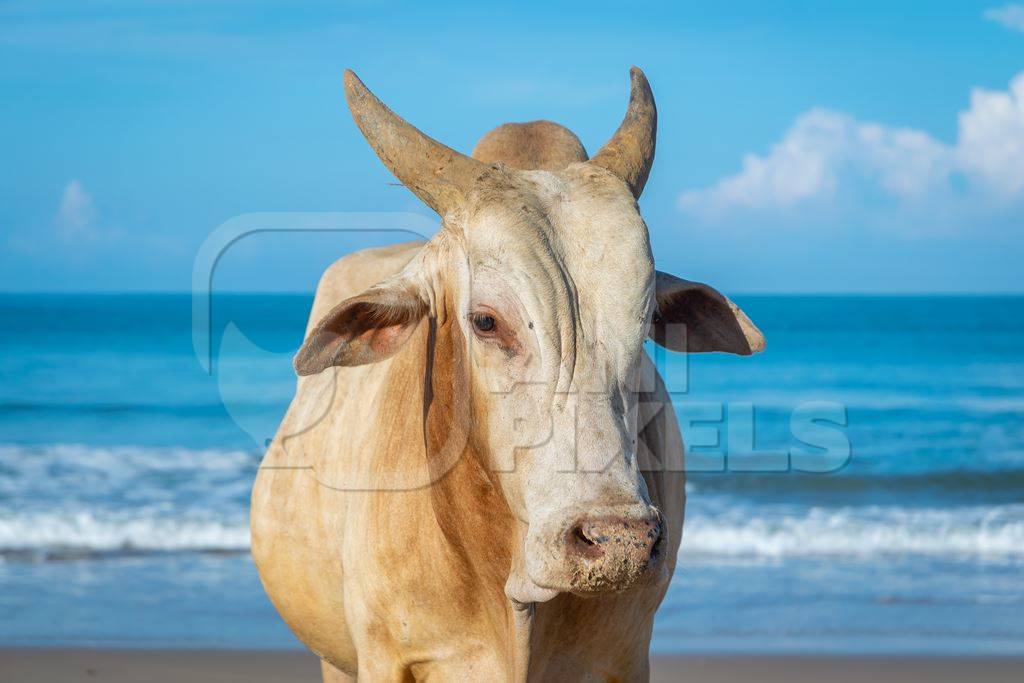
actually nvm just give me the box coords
[2,0,1023,292]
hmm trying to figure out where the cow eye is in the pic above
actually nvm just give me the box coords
[651,311,663,326]
[472,314,496,333]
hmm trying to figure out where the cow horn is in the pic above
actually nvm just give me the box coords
[588,67,657,199]
[344,69,486,216]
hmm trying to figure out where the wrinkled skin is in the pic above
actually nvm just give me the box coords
[251,69,763,682]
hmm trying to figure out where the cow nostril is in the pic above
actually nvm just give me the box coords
[649,521,664,555]
[567,522,605,559]
[566,515,664,564]
[572,525,595,546]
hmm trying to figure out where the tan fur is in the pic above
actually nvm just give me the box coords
[252,68,761,682]
[472,121,588,171]
[251,239,686,680]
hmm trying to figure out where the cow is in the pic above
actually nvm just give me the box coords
[250,67,764,682]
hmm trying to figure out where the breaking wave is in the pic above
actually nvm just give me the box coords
[2,443,1023,563]
[0,510,250,559]
[0,443,255,560]
[684,504,1024,561]
[3,505,1021,562]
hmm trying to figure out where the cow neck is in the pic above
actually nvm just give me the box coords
[380,305,525,671]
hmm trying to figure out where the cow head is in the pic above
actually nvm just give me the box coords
[294,68,764,603]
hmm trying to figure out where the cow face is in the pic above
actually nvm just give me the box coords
[452,165,663,600]
[294,69,764,602]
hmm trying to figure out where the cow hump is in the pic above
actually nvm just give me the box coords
[472,120,588,172]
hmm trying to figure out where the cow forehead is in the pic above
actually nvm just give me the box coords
[462,165,655,341]
[544,166,655,324]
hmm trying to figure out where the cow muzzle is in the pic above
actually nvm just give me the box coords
[523,504,664,596]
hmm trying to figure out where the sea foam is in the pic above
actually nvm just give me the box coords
[2,443,1023,562]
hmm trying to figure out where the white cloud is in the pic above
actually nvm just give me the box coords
[55,179,98,240]
[679,72,1024,218]
[958,73,1024,197]
[985,4,1024,33]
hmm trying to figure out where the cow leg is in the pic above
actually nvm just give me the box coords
[321,659,356,683]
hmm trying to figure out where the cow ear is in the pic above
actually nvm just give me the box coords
[650,271,765,355]
[294,280,428,375]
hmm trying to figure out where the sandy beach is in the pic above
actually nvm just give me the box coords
[2,649,1022,682]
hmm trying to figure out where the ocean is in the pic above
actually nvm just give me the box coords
[1,293,1023,653]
